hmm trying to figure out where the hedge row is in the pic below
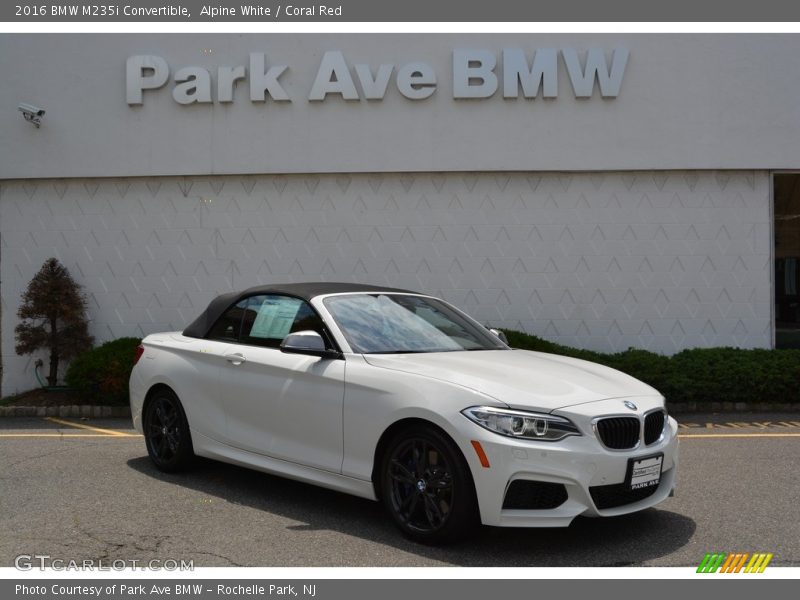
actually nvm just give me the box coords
[60,331,800,407]
[502,329,800,405]
[65,337,141,406]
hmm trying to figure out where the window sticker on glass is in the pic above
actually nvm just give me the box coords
[249,297,303,340]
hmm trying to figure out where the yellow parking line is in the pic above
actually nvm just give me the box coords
[44,417,138,437]
[0,433,141,438]
[0,426,797,441]
[679,433,800,439]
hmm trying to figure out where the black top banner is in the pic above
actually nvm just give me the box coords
[4,0,800,22]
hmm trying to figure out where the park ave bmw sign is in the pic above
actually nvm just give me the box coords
[125,47,629,105]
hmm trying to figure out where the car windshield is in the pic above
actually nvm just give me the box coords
[322,294,507,354]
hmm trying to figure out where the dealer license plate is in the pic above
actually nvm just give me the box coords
[627,454,663,491]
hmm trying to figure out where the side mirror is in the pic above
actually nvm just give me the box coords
[280,330,341,359]
[488,328,509,345]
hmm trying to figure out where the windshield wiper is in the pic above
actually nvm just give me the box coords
[366,350,433,354]
[367,348,502,354]
[465,347,506,351]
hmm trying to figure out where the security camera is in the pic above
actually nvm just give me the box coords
[18,103,45,127]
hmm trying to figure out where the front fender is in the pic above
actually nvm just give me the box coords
[340,354,504,481]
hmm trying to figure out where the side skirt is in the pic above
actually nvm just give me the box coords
[191,430,378,501]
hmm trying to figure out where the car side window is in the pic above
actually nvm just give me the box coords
[206,299,248,342]
[240,295,326,348]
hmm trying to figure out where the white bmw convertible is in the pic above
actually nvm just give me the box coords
[130,283,679,544]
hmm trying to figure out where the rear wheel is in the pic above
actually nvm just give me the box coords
[143,389,194,472]
[380,424,479,544]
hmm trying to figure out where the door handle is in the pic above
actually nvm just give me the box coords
[224,353,247,365]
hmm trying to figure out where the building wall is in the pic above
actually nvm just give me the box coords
[0,170,771,395]
[3,34,800,179]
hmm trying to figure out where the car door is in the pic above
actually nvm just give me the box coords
[186,298,252,442]
[217,294,345,473]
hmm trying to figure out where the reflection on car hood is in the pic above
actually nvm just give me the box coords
[362,349,660,411]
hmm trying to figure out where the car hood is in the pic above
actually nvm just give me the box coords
[362,349,661,411]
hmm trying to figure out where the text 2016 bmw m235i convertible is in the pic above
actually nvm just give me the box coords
[130,282,679,544]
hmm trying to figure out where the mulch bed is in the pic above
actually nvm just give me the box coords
[1,388,113,407]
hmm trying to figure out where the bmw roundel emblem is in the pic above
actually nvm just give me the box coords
[623,400,638,411]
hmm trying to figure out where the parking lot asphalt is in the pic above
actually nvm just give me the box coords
[1,414,798,567]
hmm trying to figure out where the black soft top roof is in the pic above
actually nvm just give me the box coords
[182,282,418,339]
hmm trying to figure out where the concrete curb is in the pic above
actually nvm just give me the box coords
[0,405,131,418]
[1,403,798,417]
[668,402,800,413]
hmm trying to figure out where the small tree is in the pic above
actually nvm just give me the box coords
[15,258,94,386]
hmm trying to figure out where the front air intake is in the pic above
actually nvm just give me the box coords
[590,480,660,509]
[595,416,640,450]
[502,480,568,510]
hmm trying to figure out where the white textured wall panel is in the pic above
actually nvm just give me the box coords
[5,34,800,178]
[0,170,771,395]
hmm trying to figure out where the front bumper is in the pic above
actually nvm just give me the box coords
[456,399,679,527]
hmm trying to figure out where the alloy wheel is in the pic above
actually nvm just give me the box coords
[143,390,193,471]
[146,396,181,462]
[387,437,455,533]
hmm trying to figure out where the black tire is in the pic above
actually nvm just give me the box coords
[380,424,479,545]
[143,388,194,472]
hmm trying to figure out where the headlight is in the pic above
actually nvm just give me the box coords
[462,406,581,442]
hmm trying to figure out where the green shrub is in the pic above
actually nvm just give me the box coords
[501,329,610,364]
[500,329,800,406]
[65,337,142,405]
[606,349,673,393]
[664,347,800,405]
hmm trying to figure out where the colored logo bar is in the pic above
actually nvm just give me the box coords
[697,553,773,573]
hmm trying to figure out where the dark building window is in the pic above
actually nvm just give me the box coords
[774,174,800,348]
